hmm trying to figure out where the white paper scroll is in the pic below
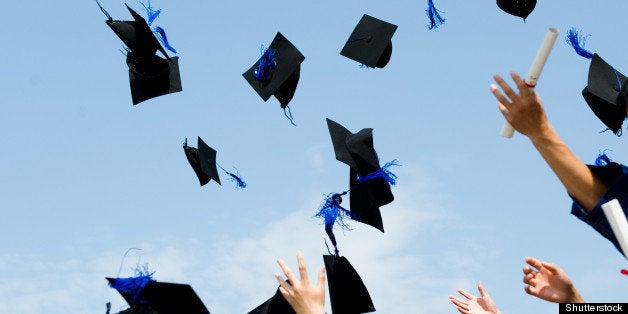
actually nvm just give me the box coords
[500,27,559,138]
[601,199,628,259]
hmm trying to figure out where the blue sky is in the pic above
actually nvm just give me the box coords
[1,0,628,313]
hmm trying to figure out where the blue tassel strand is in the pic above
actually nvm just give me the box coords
[425,0,446,30]
[595,151,612,166]
[153,26,177,54]
[140,0,161,26]
[217,164,247,189]
[358,159,400,185]
[254,45,277,81]
[109,265,155,303]
[315,192,351,248]
[566,28,594,59]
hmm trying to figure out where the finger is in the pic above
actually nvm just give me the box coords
[449,296,469,309]
[317,266,326,288]
[276,273,292,294]
[491,84,513,110]
[278,286,292,300]
[523,265,532,275]
[277,258,298,284]
[524,284,538,297]
[540,261,559,274]
[523,273,534,284]
[493,74,519,101]
[511,71,531,97]
[457,289,475,300]
[296,251,310,285]
[526,257,543,271]
[477,281,488,298]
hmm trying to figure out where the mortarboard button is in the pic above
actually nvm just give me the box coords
[99,2,182,105]
[323,254,375,314]
[582,53,628,135]
[340,14,398,68]
[183,137,221,186]
[496,0,536,20]
[243,32,305,110]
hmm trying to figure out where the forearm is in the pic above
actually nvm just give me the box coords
[528,124,608,212]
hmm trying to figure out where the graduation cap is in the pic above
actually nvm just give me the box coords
[182,137,247,188]
[340,15,398,68]
[183,137,221,186]
[315,119,398,252]
[96,1,182,105]
[323,254,375,314]
[326,118,395,213]
[247,285,295,314]
[243,32,305,125]
[107,277,210,314]
[582,54,628,135]
[566,29,628,135]
[496,0,536,20]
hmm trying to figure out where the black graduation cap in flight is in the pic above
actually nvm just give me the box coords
[243,32,305,123]
[106,278,210,314]
[326,118,394,232]
[183,137,221,186]
[323,254,375,314]
[582,53,628,135]
[96,1,182,105]
[496,0,536,20]
[340,14,398,68]
[247,285,295,314]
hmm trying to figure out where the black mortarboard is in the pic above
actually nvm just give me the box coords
[247,285,295,314]
[326,118,394,226]
[582,53,628,134]
[340,14,398,68]
[243,32,305,109]
[496,0,536,20]
[106,278,210,314]
[183,137,221,186]
[323,255,375,314]
[99,2,182,105]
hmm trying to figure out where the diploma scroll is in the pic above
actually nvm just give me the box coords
[500,27,559,138]
[601,199,628,260]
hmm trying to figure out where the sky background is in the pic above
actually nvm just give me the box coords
[1,0,628,313]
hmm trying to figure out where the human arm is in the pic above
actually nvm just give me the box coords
[523,257,585,303]
[490,72,608,212]
[449,281,501,314]
[276,251,326,314]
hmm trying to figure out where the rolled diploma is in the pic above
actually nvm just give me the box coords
[500,27,559,138]
[601,199,628,259]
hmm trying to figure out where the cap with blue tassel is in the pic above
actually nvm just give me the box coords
[567,28,628,135]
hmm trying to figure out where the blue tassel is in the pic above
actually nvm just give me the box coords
[426,0,446,30]
[217,164,247,189]
[358,159,400,185]
[359,64,374,69]
[566,28,594,59]
[595,151,612,166]
[315,192,351,248]
[109,265,155,303]
[254,45,277,81]
[153,26,178,54]
[140,0,161,26]
[226,169,247,189]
